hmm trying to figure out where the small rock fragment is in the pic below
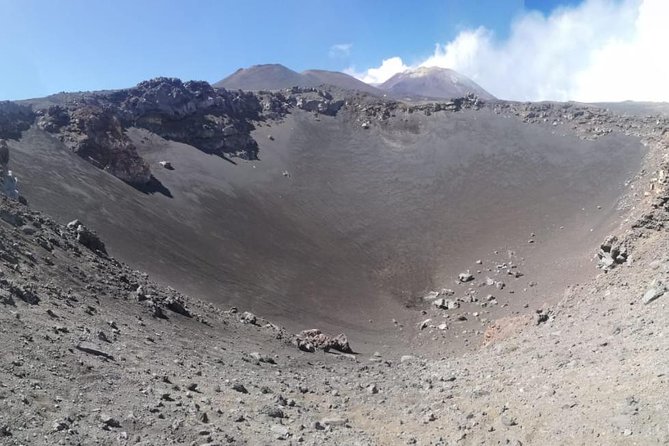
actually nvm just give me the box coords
[260,406,284,418]
[642,279,666,304]
[232,383,248,394]
[240,311,257,324]
[458,272,474,282]
[321,417,348,427]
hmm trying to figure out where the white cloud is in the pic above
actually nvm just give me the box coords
[349,0,669,102]
[329,43,353,58]
[345,57,408,85]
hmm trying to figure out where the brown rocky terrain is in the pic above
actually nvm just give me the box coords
[0,80,668,444]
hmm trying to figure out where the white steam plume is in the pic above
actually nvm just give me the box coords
[349,0,669,102]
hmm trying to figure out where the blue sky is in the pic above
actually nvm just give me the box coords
[0,0,579,100]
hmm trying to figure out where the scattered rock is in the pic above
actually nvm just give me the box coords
[100,414,121,429]
[458,272,475,282]
[270,424,290,439]
[321,417,348,427]
[231,383,248,394]
[434,298,460,310]
[535,310,550,325]
[240,311,257,324]
[164,296,191,317]
[598,236,628,270]
[260,406,284,418]
[73,223,107,255]
[642,279,666,304]
[250,352,276,364]
[423,412,437,423]
[75,342,115,361]
[501,415,518,427]
[296,339,316,353]
[0,425,11,437]
[52,420,69,432]
[423,290,439,301]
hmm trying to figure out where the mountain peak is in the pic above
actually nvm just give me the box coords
[214,65,383,95]
[380,66,495,100]
[213,64,302,90]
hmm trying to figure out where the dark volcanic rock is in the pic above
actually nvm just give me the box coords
[597,235,628,270]
[295,329,353,353]
[33,78,266,169]
[109,77,262,160]
[75,342,115,360]
[23,78,378,185]
[36,105,70,132]
[164,296,191,317]
[68,219,107,255]
[43,105,151,185]
[0,101,34,139]
[292,88,344,116]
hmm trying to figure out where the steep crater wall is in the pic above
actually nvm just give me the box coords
[8,98,649,338]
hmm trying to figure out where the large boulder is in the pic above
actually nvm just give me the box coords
[294,329,353,353]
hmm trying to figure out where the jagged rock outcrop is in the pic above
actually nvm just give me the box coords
[39,106,151,185]
[348,93,484,128]
[283,87,345,116]
[108,78,263,159]
[0,101,34,139]
[35,105,70,132]
[34,78,265,175]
